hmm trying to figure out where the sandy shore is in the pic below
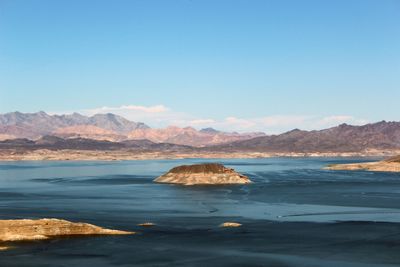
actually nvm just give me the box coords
[0,149,399,161]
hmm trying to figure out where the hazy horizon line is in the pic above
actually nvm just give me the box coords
[1,108,395,135]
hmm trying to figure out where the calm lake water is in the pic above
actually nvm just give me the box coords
[1,157,400,267]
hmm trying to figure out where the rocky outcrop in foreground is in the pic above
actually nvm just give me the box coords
[0,218,134,250]
[325,155,400,172]
[154,163,251,185]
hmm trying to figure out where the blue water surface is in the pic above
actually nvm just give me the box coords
[1,157,399,267]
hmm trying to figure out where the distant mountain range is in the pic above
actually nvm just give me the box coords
[126,126,264,146]
[1,111,399,153]
[213,121,400,153]
[0,135,192,152]
[0,111,264,147]
[0,111,148,139]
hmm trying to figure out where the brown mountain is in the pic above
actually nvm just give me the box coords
[0,111,265,146]
[0,135,193,152]
[53,125,125,141]
[2,120,400,155]
[213,121,400,153]
[0,111,149,139]
[2,112,399,153]
[127,126,265,147]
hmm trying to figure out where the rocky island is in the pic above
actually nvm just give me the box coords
[325,155,400,172]
[154,163,251,185]
[0,218,134,250]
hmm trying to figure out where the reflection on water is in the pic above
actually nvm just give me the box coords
[1,157,400,266]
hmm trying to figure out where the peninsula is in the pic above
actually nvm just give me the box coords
[0,218,134,250]
[326,155,400,172]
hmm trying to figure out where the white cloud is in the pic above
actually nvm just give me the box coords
[81,104,189,127]
[224,117,257,129]
[189,119,216,125]
[317,115,368,127]
[84,104,169,115]
[79,104,368,134]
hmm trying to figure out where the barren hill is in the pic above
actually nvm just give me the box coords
[214,121,400,153]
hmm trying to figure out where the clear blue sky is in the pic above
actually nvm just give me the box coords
[0,0,399,132]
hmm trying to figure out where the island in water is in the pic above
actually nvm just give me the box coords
[326,155,400,172]
[0,218,134,250]
[154,163,251,185]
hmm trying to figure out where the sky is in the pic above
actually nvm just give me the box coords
[0,0,399,133]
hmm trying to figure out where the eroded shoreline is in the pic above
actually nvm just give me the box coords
[0,149,398,161]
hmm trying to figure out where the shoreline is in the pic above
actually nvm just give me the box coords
[0,218,134,251]
[0,149,398,161]
[325,161,400,173]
